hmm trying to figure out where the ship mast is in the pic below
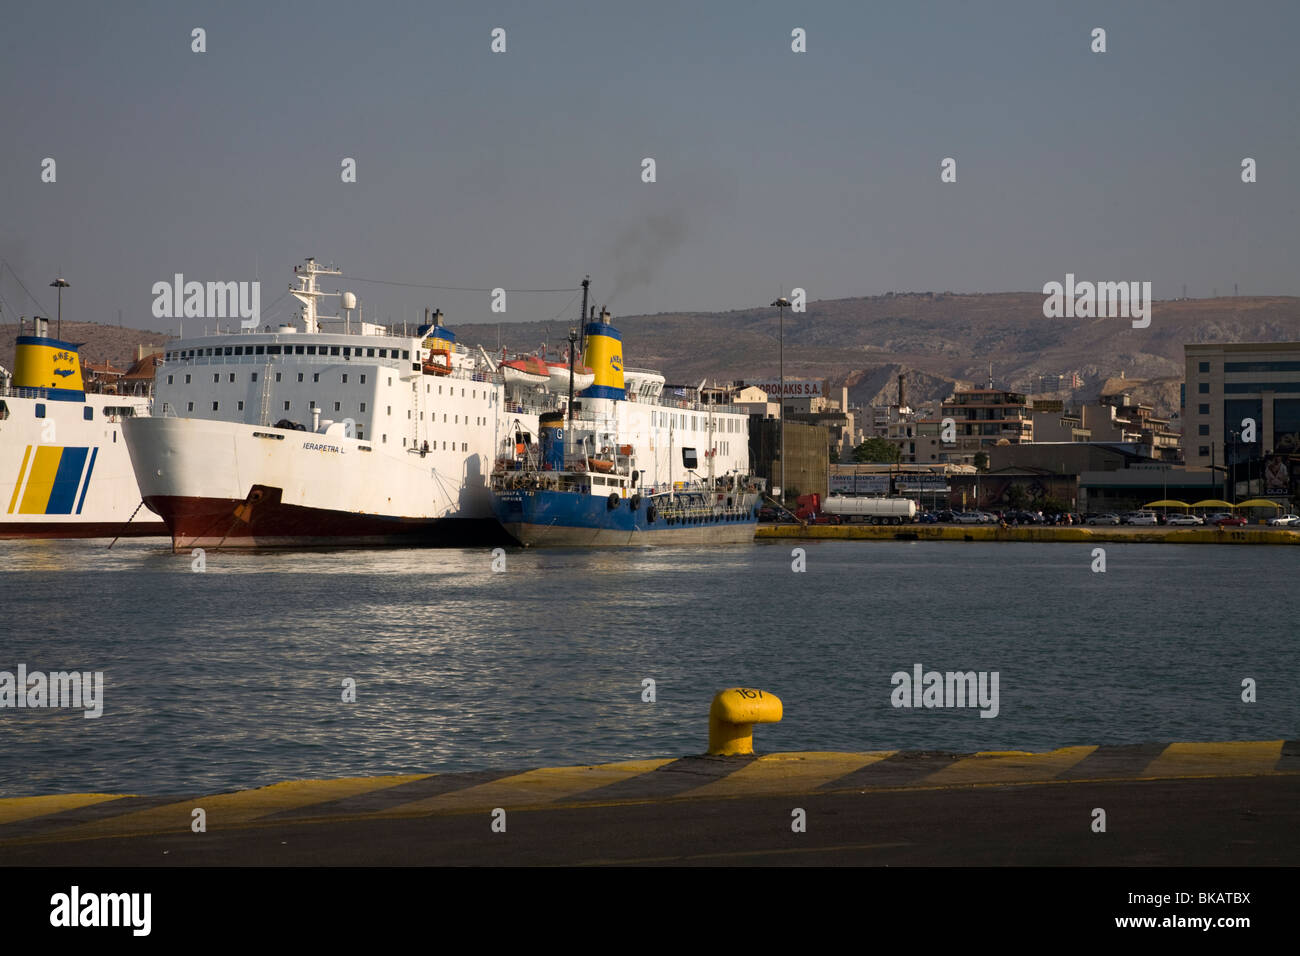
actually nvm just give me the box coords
[290,258,342,334]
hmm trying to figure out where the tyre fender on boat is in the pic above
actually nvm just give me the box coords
[607,492,619,510]
[630,494,642,511]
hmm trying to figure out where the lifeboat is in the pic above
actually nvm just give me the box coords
[545,361,594,391]
[588,458,615,474]
[501,355,550,387]
[423,348,452,375]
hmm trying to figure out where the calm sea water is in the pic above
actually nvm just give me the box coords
[1,538,1296,796]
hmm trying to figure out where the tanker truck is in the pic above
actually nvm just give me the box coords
[795,493,917,525]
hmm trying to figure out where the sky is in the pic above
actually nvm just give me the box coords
[2,0,1298,338]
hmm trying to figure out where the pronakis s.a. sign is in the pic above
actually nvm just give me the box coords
[751,380,823,398]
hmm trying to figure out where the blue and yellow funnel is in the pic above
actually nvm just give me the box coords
[419,308,456,348]
[578,309,624,401]
[13,327,85,400]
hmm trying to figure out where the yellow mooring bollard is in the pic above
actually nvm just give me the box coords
[708,688,783,756]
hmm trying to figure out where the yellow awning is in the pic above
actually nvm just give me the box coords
[1144,500,1191,508]
[1235,498,1284,509]
[1189,499,1236,509]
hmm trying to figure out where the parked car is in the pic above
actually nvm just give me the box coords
[1085,513,1120,525]
[952,511,983,524]
[1214,514,1247,527]
[935,510,956,522]
[917,512,939,524]
[1166,514,1204,526]
[1127,511,1160,526]
[1267,513,1300,527]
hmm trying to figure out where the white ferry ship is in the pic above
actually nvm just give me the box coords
[122,259,535,549]
[124,259,757,550]
[1,318,163,538]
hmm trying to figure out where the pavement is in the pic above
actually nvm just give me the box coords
[2,740,1296,865]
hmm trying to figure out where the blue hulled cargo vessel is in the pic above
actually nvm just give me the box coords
[489,308,763,547]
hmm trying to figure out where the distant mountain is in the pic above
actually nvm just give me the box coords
[8,293,1298,421]
[462,292,1300,415]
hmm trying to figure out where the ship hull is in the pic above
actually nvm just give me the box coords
[142,491,510,550]
[124,415,508,551]
[493,488,758,548]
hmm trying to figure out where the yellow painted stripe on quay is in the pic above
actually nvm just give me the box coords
[18,446,61,514]
[1142,740,1284,778]
[7,445,32,514]
[0,792,125,827]
[376,759,675,817]
[4,775,428,845]
[923,745,1097,786]
[687,751,893,798]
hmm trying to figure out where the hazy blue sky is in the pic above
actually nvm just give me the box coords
[2,0,1298,337]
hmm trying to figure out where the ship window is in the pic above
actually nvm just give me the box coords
[234,347,244,355]
[407,410,411,419]
[438,386,442,394]
[255,346,265,355]
[35,403,46,418]
[238,401,244,411]
[187,402,194,412]
[298,373,304,382]
[360,403,366,412]
[167,375,174,385]
[251,373,258,382]
[367,349,375,357]
[268,346,281,355]
[387,406,392,415]
[382,434,387,443]
[331,347,340,356]
[387,377,392,387]
[293,345,303,354]
[361,375,366,384]
[313,373,320,383]
[83,407,93,420]
[212,402,219,411]
[402,350,409,360]
[379,349,387,358]
[229,373,235,383]
[461,442,467,451]
[461,388,465,397]
[307,346,317,355]
[342,374,348,383]
[334,402,341,412]
[472,390,476,399]
[276,373,283,383]
[357,428,364,440]
[455,415,458,424]
[284,401,290,410]
[213,373,220,383]
[224,347,233,356]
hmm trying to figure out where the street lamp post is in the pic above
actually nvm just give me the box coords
[50,278,69,337]
[1229,430,1240,504]
[771,296,790,501]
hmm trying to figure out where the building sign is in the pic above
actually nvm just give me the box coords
[751,380,823,398]
[830,474,889,495]
[1033,400,1063,413]
[896,476,951,493]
